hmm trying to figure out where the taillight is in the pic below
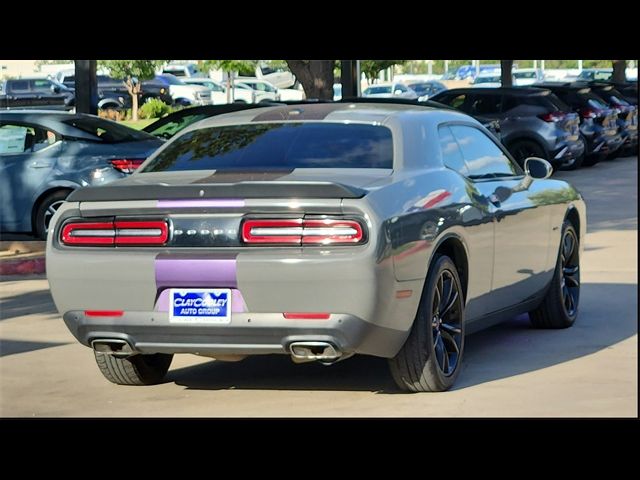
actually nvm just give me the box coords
[110,158,145,174]
[580,108,601,119]
[538,111,567,122]
[241,218,365,245]
[61,220,168,246]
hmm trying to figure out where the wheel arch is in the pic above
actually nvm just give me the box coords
[504,133,551,160]
[428,231,470,304]
[31,186,75,233]
[564,205,581,241]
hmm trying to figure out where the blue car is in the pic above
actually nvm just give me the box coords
[0,111,163,238]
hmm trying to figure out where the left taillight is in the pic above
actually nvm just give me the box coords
[241,218,365,246]
[61,220,168,246]
[110,158,145,174]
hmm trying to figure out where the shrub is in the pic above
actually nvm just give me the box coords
[139,98,173,119]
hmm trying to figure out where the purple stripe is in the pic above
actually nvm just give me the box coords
[157,199,245,208]
[155,257,237,289]
[155,288,247,313]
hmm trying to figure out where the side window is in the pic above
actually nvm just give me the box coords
[0,124,57,155]
[31,79,53,91]
[8,80,30,92]
[438,125,469,176]
[394,84,408,93]
[448,94,467,110]
[449,125,519,178]
[467,94,502,115]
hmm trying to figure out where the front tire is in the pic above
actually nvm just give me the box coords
[529,221,580,328]
[389,254,465,392]
[509,139,546,169]
[94,352,173,385]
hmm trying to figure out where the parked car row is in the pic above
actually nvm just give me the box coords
[430,80,637,170]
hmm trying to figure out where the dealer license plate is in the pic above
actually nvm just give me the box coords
[169,289,232,324]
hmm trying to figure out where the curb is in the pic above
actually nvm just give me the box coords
[0,256,46,275]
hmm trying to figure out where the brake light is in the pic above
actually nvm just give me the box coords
[538,111,567,122]
[61,220,168,246]
[580,108,601,119]
[110,158,145,173]
[283,312,331,320]
[242,218,365,245]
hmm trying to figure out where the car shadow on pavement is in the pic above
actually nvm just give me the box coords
[0,289,58,321]
[169,282,637,393]
[0,339,69,357]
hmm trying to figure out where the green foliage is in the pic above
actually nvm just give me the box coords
[138,98,173,119]
[99,60,166,81]
[203,60,257,76]
[360,60,407,81]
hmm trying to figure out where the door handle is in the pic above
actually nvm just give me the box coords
[29,161,52,168]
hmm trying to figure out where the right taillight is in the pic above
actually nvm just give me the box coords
[579,108,601,119]
[110,158,145,174]
[241,218,365,245]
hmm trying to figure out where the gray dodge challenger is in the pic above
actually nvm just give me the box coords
[46,102,586,392]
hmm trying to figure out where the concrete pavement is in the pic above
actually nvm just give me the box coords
[0,155,636,417]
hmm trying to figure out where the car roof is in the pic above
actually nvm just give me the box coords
[434,87,549,95]
[0,111,121,140]
[532,82,592,92]
[182,101,471,132]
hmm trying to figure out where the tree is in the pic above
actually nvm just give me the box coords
[500,60,514,87]
[99,60,166,121]
[286,60,335,100]
[360,60,406,84]
[612,60,627,83]
[203,60,257,103]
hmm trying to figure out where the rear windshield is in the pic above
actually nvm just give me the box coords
[63,117,157,143]
[141,122,393,172]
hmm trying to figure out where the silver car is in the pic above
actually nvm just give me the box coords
[47,102,586,392]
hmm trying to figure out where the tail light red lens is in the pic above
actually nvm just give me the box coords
[61,220,168,246]
[538,111,567,122]
[110,158,145,174]
[242,218,365,245]
[283,312,331,320]
[580,108,601,119]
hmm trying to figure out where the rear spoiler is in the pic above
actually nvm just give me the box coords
[67,181,367,202]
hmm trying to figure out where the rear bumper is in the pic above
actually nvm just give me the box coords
[62,310,407,358]
[550,138,585,165]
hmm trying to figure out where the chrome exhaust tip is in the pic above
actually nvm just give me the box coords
[289,341,342,363]
[91,339,134,356]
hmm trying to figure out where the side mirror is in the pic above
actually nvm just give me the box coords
[524,157,553,179]
[51,84,61,93]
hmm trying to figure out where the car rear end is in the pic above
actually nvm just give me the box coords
[576,91,624,158]
[46,120,412,364]
[593,86,638,155]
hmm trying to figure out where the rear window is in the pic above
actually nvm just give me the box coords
[63,117,157,143]
[142,122,393,172]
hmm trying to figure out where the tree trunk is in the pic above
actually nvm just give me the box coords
[500,60,514,87]
[226,73,231,104]
[286,60,335,100]
[612,60,627,83]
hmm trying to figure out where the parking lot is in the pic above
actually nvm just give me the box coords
[0,155,637,417]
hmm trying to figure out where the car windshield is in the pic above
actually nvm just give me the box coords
[63,117,157,143]
[141,122,393,172]
[145,113,211,139]
[475,76,500,84]
[158,74,185,85]
[365,86,392,94]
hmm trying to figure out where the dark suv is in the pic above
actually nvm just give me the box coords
[584,82,638,156]
[431,87,584,170]
[533,83,624,164]
[56,73,172,109]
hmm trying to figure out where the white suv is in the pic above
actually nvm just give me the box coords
[182,78,256,104]
[235,78,281,102]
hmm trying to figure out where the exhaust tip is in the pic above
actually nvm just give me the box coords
[289,341,341,363]
[91,339,134,356]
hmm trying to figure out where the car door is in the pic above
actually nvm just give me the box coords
[30,79,67,109]
[437,125,495,321]
[449,124,552,312]
[0,122,59,230]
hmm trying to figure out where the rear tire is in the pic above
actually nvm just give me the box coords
[509,139,547,169]
[529,221,580,329]
[94,352,173,385]
[389,254,465,392]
